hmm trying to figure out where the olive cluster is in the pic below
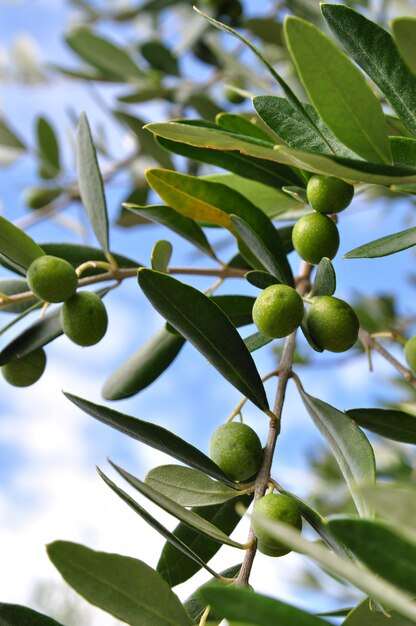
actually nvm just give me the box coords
[2,255,108,387]
[252,175,359,352]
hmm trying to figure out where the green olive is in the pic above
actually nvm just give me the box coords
[404,336,416,374]
[306,296,359,352]
[224,81,245,104]
[60,291,108,347]
[292,213,340,265]
[209,422,263,482]
[2,348,46,387]
[27,255,78,303]
[252,493,302,557]
[306,175,354,215]
[252,284,304,339]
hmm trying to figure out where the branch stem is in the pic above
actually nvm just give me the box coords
[236,262,313,585]
[0,265,246,309]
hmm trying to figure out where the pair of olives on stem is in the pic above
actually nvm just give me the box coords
[209,422,302,557]
[1,255,108,387]
[252,286,359,353]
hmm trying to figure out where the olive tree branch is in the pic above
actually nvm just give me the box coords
[236,261,313,585]
[0,265,247,310]
[359,327,416,386]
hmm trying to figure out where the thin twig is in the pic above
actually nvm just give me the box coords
[0,265,246,310]
[359,327,416,386]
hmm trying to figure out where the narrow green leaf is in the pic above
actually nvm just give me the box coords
[390,136,416,167]
[146,121,416,186]
[124,204,214,258]
[359,483,416,544]
[157,496,252,587]
[310,258,336,297]
[342,598,414,626]
[0,603,63,625]
[0,118,25,166]
[151,240,172,273]
[297,386,376,516]
[205,173,302,221]
[230,215,286,281]
[184,565,241,624]
[318,608,352,618]
[63,392,234,485]
[36,116,60,178]
[47,541,192,626]
[216,113,273,142]
[328,518,416,596]
[102,326,185,401]
[156,135,300,189]
[145,170,293,285]
[0,308,61,366]
[252,518,416,623]
[146,169,232,229]
[98,469,221,579]
[194,8,332,152]
[114,111,173,169]
[137,269,269,411]
[392,18,416,76]
[278,488,344,555]
[140,40,179,76]
[0,278,38,313]
[346,408,416,444]
[76,113,109,257]
[300,319,324,353]
[284,16,391,164]
[253,95,357,158]
[200,585,328,626]
[119,86,176,104]
[244,331,273,353]
[0,216,44,273]
[66,27,144,81]
[111,462,246,549]
[344,226,416,259]
[245,271,280,290]
[322,4,416,137]
[145,465,241,507]
[211,295,256,328]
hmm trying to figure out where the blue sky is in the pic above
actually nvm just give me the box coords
[0,1,415,623]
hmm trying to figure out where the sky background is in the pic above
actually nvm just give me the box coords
[0,1,415,624]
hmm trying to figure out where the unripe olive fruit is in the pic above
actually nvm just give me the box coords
[307,175,354,215]
[252,284,304,339]
[2,348,46,387]
[306,296,359,353]
[404,336,416,374]
[292,212,340,265]
[224,82,245,104]
[209,422,263,482]
[27,255,78,303]
[252,493,302,557]
[60,291,108,347]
